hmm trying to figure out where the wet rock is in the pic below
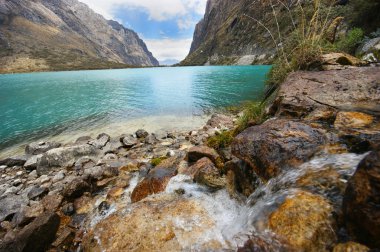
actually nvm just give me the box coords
[334,112,374,129]
[62,203,75,216]
[83,195,223,251]
[25,141,61,155]
[62,178,91,200]
[238,235,289,252]
[269,191,336,251]
[41,194,63,212]
[225,159,259,197]
[207,114,234,129]
[0,156,27,167]
[98,201,110,215]
[27,186,48,200]
[272,67,380,118]
[107,187,124,199]
[0,195,28,222]
[232,119,326,180]
[304,107,337,123]
[192,158,225,190]
[37,144,97,175]
[187,146,223,168]
[135,129,149,138]
[131,165,177,203]
[24,154,42,171]
[343,150,380,248]
[0,212,60,252]
[333,242,370,252]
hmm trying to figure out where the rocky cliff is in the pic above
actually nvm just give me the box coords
[0,0,159,73]
[181,0,281,66]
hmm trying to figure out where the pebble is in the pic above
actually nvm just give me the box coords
[53,171,65,183]
[16,171,23,176]
[28,170,38,180]
[167,150,176,157]
[13,179,22,186]
[0,165,7,170]
[39,175,51,184]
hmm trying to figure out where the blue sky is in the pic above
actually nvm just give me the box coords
[79,0,207,64]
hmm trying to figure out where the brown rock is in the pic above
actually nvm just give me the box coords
[42,194,63,212]
[187,146,223,168]
[319,53,366,70]
[272,67,380,119]
[269,191,336,251]
[107,187,124,199]
[232,119,325,180]
[343,150,380,248]
[334,112,374,129]
[82,195,223,251]
[207,114,234,129]
[131,166,177,203]
[333,242,370,252]
[225,159,259,197]
[62,179,91,200]
[190,157,226,190]
[0,212,60,252]
[74,195,93,214]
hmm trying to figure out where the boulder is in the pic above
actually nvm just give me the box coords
[144,134,157,145]
[62,178,91,200]
[187,146,223,168]
[24,154,42,171]
[188,157,225,190]
[343,150,380,248]
[27,186,48,200]
[318,53,366,70]
[333,242,369,252]
[89,133,110,149]
[82,195,223,251]
[131,166,177,203]
[334,112,374,129]
[207,114,234,129]
[37,144,97,175]
[232,119,325,180]
[225,159,259,197]
[135,129,149,138]
[0,156,27,167]
[269,191,336,251]
[121,135,138,147]
[25,141,61,155]
[0,212,60,252]
[272,67,380,119]
[0,195,28,222]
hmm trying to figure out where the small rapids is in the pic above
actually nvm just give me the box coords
[83,152,368,251]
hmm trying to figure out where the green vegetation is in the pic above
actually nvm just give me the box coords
[207,131,234,150]
[234,101,268,134]
[151,157,168,167]
[336,28,364,55]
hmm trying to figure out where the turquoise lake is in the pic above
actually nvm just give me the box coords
[0,65,271,153]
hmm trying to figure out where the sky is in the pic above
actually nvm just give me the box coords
[79,0,208,64]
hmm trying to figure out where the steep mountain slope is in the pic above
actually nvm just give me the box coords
[0,0,159,73]
[181,0,280,66]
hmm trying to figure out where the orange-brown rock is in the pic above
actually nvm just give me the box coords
[343,150,380,248]
[334,112,374,129]
[319,53,366,70]
[107,187,124,199]
[333,242,370,252]
[187,146,223,168]
[269,191,336,251]
[131,166,177,203]
[82,195,223,252]
[191,157,226,190]
[232,119,325,180]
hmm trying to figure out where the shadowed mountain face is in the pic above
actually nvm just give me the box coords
[0,0,159,73]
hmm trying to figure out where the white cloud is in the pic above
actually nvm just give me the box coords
[79,0,207,21]
[144,38,193,62]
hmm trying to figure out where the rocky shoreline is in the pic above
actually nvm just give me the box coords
[0,64,379,251]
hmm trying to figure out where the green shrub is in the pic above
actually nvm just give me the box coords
[234,102,267,134]
[151,157,167,167]
[336,28,364,54]
[207,131,234,150]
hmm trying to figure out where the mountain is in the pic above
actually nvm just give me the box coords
[0,0,159,73]
[181,0,279,66]
[159,59,180,66]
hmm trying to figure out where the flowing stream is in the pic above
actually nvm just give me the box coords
[81,151,368,251]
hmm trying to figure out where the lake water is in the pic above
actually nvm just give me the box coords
[0,65,270,155]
